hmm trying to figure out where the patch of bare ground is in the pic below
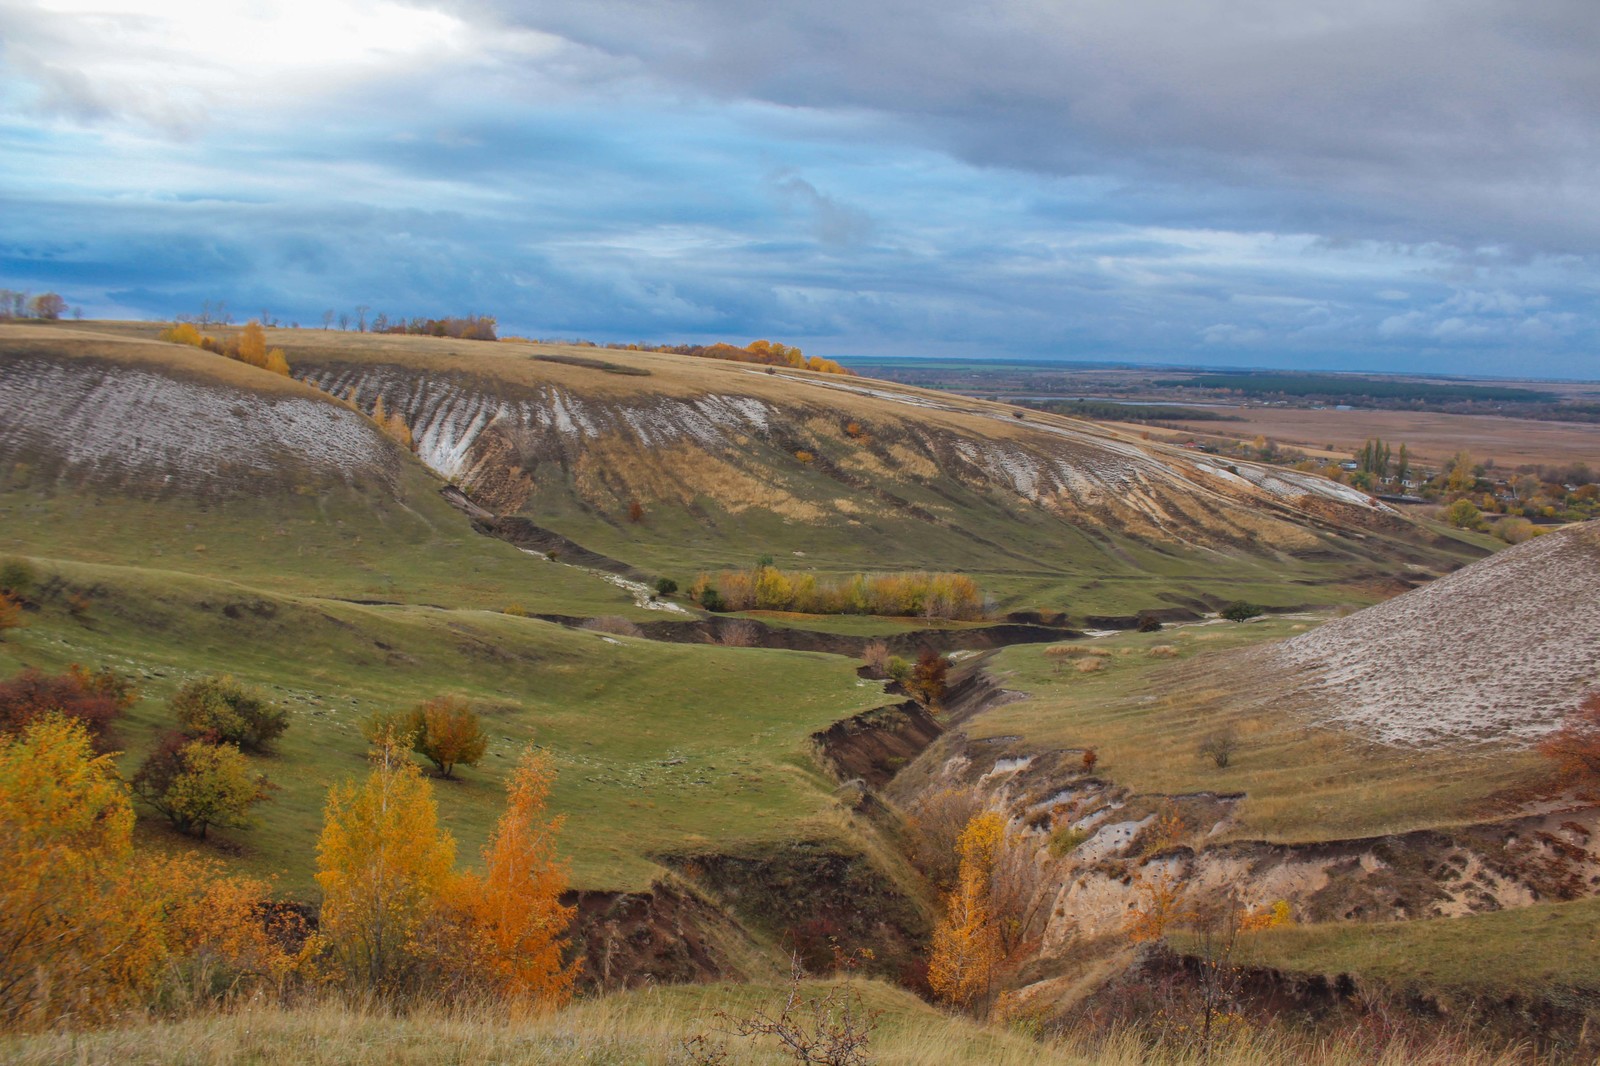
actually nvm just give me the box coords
[1254,522,1600,747]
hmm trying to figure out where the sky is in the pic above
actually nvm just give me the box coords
[2,0,1598,377]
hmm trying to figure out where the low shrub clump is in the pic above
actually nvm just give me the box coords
[688,566,986,620]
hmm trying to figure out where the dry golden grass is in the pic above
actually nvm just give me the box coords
[0,983,1535,1066]
[0,324,313,397]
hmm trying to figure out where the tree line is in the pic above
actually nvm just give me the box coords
[0,290,75,321]
[688,565,987,619]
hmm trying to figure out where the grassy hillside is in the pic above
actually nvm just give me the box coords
[0,554,883,893]
[45,322,1488,624]
[977,620,1544,844]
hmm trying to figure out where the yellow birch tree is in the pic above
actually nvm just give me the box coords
[927,811,1004,1010]
[315,738,455,992]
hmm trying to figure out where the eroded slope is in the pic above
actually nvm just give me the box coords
[1258,523,1600,746]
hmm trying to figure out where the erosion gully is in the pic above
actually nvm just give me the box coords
[458,489,1600,1047]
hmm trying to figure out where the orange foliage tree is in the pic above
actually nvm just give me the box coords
[0,664,135,748]
[928,811,1004,1010]
[445,746,579,1005]
[1539,694,1600,782]
[315,738,456,992]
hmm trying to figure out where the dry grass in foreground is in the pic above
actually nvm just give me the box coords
[0,982,1536,1066]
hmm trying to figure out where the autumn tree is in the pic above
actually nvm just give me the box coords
[1538,694,1600,783]
[906,648,950,707]
[445,746,579,1004]
[172,674,288,753]
[1442,498,1484,530]
[0,664,135,747]
[410,695,489,778]
[315,738,456,992]
[131,733,270,838]
[0,716,292,1029]
[26,293,66,320]
[928,811,1004,1010]
[0,716,164,1028]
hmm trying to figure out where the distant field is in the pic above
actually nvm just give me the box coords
[1159,407,1600,469]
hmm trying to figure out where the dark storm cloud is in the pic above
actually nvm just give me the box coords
[464,0,1600,252]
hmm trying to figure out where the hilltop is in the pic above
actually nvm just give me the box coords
[25,321,1489,622]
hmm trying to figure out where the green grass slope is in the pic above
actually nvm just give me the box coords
[0,555,883,893]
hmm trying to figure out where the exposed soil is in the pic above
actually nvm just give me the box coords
[810,701,943,788]
[566,882,752,990]
[659,839,932,983]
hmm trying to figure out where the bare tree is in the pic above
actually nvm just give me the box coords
[338,312,350,331]
[1198,727,1240,769]
[321,309,335,330]
[355,305,370,332]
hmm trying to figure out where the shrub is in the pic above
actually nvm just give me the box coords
[502,603,528,617]
[886,655,912,684]
[410,696,489,778]
[1075,658,1104,674]
[131,734,270,838]
[172,675,288,753]
[1198,727,1241,768]
[717,620,761,647]
[1081,748,1099,773]
[1136,613,1163,633]
[861,639,891,677]
[907,649,951,707]
[1219,601,1264,622]
[1539,694,1600,781]
[654,577,678,597]
[1048,825,1090,858]
[0,558,36,598]
[1147,645,1180,659]
[1494,517,1539,544]
[1443,498,1484,530]
[1044,644,1109,660]
[0,665,134,748]
[627,500,644,523]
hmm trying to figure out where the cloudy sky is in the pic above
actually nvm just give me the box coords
[3,0,1598,375]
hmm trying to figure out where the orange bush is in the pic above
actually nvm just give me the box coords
[0,664,134,748]
[1539,694,1600,781]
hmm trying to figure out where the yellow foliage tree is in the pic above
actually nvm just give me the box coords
[0,715,156,1028]
[0,716,288,1029]
[263,348,291,376]
[446,746,580,1006]
[159,322,203,346]
[233,321,270,368]
[928,811,1004,1010]
[753,565,794,611]
[315,738,456,992]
